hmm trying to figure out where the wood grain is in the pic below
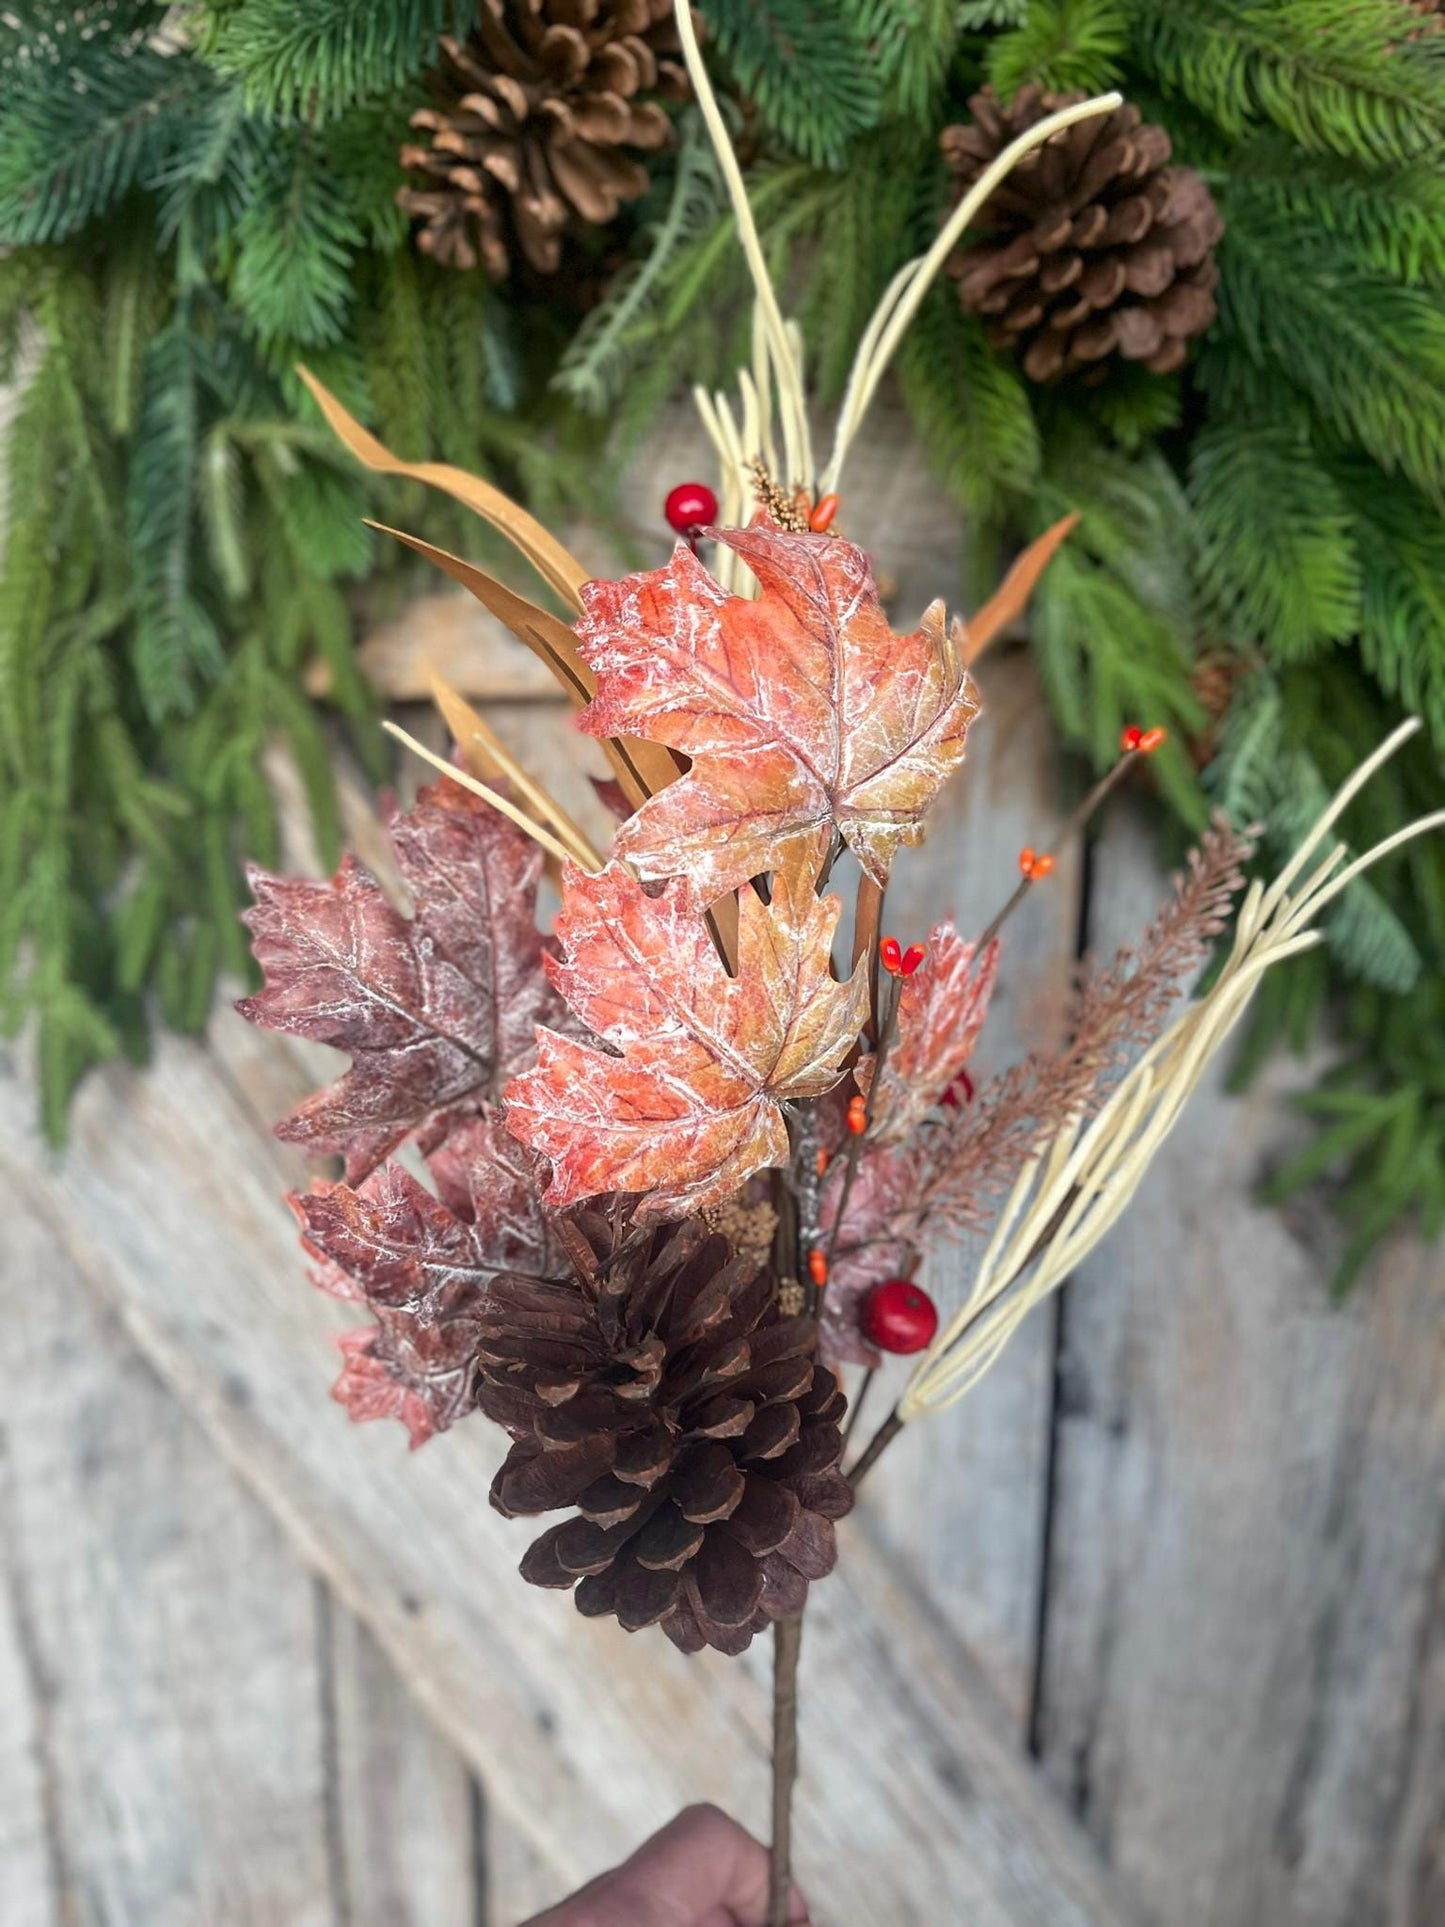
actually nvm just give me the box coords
[0,1013,1134,1927]
[1033,806,1445,1927]
[326,1603,480,1927]
[0,1177,335,1927]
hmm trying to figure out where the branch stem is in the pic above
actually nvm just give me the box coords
[975,747,1145,952]
[848,1406,904,1489]
[769,1612,805,1927]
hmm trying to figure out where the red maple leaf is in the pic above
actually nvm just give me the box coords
[293,1114,556,1446]
[573,524,982,902]
[504,860,869,1218]
[240,781,558,1181]
[867,926,999,1143]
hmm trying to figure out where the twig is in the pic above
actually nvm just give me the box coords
[383,723,581,870]
[842,1366,876,1455]
[769,1612,805,1927]
[974,746,1146,952]
[822,972,901,1276]
[847,1407,903,1490]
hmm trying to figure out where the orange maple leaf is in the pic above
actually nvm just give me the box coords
[574,524,982,902]
[504,861,869,1218]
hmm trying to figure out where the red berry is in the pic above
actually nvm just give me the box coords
[879,935,903,974]
[863,1278,939,1354]
[1120,724,1144,753]
[664,481,718,535]
[941,1067,975,1109]
[808,1248,829,1287]
[900,942,926,976]
[808,492,840,533]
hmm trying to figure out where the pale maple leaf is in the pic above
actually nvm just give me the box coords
[293,1114,556,1446]
[504,861,869,1219]
[574,523,982,902]
[866,927,999,1144]
[240,781,558,1182]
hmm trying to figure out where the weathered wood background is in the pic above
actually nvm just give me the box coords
[1,408,1441,1926]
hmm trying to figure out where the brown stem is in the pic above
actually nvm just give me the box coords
[974,748,1144,953]
[769,1612,804,1927]
[848,1185,1083,1489]
[823,975,901,1274]
[848,1407,903,1489]
[841,1365,876,1454]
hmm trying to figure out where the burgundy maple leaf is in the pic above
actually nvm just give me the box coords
[573,524,982,903]
[240,780,558,1182]
[294,1114,557,1447]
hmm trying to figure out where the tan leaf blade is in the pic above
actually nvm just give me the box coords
[961,512,1079,665]
[504,862,869,1218]
[297,366,590,610]
[574,523,983,901]
[372,521,684,812]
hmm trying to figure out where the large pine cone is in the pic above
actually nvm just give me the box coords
[398,0,687,278]
[942,85,1224,383]
[479,1212,853,1655]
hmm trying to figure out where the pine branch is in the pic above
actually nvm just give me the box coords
[897,285,1042,521]
[554,120,723,414]
[1208,189,1445,500]
[1190,413,1363,660]
[986,0,1129,99]
[1132,0,1445,167]
[0,29,217,245]
[697,0,884,167]
[203,0,480,121]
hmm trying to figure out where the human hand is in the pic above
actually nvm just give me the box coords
[520,1803,810,1927]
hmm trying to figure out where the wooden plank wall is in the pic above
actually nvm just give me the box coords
[0,402,1441,1925]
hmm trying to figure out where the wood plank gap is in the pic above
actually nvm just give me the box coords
[317,1581,355,1927]
[1027,808,1099,1762]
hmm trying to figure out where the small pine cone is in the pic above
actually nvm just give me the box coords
[1188,647,1252,768]
[479,1213,852,1655]
[398,0,688,278]
[942,85,1224,384]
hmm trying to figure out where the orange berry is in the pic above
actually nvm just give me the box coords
[1138,726,1167,753]
[808,1248,829,1286]
[808,492,841,533]
[1018,846,1036,876]
[1030,852,1055,880]
[816,1148,829,1177]
[846,1095,868,1135]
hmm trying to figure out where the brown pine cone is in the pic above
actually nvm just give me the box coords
[397,0,688,278]
[479,1212,853,1655]
[942,85,1225,384]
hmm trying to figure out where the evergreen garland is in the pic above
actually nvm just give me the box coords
[0,0,1441,1283]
